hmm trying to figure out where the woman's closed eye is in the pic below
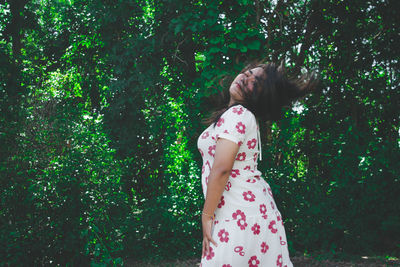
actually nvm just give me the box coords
[242,71,250,82]
[244,72,253,85]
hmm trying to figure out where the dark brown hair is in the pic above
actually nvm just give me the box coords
[202,59,320,128]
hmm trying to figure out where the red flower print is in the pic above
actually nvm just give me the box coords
[246,178,256,183]
[237,218,248,230]
[206,246,215,260]
[247,138,257,149]
[223,129,229,134]
[232,209,246,220]
[222,265,232,267]
[225,181,232,191]
[253,152,258,162]
[232,106,244,115]
[236,122,246,134]
[199,148,204,157]
[268,187,273,197]
[206,160,211,170]
[208,145,216,157]
[234,246,245,256]
[217,117,224,127]
[244,165,251,170]
[251,223,260,235]
[271,201,275,210]
[280,236,287,245]
[248,255,260,267]
[243,190,256,202]
[263,187,267,195]
[276,254,283,267]
[236,152,246,161]
[201,131,209,139]
[218,229,229,243]
[261,241,269,254]
[238,141,243,147]
[232,212,247,231]
[205,176,208,184]
[254,175,260,180]
[217,195,225,208]
[231,169,240,178]
[214,220,219,225]
[259,204,267,215]
[202,165,205,174]
[268,220,278,234]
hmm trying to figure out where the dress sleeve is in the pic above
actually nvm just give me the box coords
[214,105,255,145]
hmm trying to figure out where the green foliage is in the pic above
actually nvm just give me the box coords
[1,70,129,265]
[0,0,399,265]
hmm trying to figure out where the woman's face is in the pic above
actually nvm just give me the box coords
[229,67,264,105]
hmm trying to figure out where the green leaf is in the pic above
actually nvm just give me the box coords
[248,40,261,50]
[228,43,238,49]
[174,23,183,35]
[237,32,247,40]
[209,47,221,53]
[210,37,222,44]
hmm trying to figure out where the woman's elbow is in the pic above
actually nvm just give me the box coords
[212,166,232,177]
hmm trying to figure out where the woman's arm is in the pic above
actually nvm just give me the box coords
[202,138,239,216]
[202,137,239,258]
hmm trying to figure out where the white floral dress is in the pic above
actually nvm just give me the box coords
[197,104,293,267]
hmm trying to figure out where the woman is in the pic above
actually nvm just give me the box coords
[197,60,318,266]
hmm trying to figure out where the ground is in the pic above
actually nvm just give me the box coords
[125,253,400,267]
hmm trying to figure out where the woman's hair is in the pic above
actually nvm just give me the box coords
[202,59,320,127]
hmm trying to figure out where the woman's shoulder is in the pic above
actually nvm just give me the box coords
[224,104,256,122]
